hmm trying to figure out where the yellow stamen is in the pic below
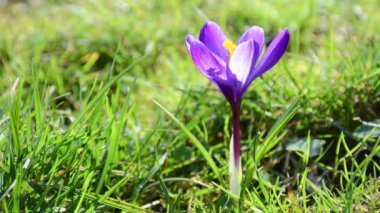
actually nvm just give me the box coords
[223,40,236,60]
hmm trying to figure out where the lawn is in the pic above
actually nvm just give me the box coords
[0,0,379,212]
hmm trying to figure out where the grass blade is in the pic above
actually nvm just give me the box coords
[75,171,94,213]
[154,100,223,184]
[255,102,300,163]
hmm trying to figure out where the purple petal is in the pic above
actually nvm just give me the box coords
[238,26,265,55]
[186,35,227,81]
[186,35,237,103]
[229,40,258,85]
[252,29,290,79]
[199,21,229,62]
[185,34,196,53]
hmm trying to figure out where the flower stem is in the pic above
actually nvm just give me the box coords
[232,103,241,168]
[229,101,242,196]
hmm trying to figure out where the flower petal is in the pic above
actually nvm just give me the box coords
[238,26,265,54]
[186,35,227,81]
[229,40,258,85]
[186,35,236,103]
[185,34,196,53]
[199,21,229,62]
[252,29,290,79]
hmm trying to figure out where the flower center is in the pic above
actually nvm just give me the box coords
[223,39,236,61]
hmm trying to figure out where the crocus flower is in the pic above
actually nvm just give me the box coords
[185,21,289,196]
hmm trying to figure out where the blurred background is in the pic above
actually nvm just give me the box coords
[1,0,379,140]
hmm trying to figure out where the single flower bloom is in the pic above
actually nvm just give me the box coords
[185,21,289,105]
[185,21,290,196]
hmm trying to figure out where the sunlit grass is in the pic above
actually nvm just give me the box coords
[0,0,379,211]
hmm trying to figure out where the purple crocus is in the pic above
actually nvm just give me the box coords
[185,21,289,195]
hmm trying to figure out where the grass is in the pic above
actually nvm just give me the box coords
[0,0,379,212]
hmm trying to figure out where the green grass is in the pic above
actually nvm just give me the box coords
[0,0,379,212]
